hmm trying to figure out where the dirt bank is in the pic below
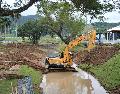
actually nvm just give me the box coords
[74,45,120,65]
[0,43,47,76]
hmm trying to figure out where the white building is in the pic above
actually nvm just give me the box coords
[96,25,120,44]
[105,25,120,44]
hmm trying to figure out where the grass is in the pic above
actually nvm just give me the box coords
[19,65,42,85]
[39,35,62,44]
[2,35,62,44]
[0,65,42,94]
[79,53,120,90]
[19,65,42,94]
[0,43,5,50]
[5,37,22,41]
[0,79,17,94]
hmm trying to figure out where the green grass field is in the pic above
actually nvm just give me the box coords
[39,35,62,44]
[79,52,120,90]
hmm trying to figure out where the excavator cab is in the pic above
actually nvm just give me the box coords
[45,51,73,69]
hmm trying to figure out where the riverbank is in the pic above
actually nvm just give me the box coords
[0,65,43,94]
[0,43,47,94]
[78,45,120,94]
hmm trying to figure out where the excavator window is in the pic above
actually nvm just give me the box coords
[60,52,64,58]
[83,42,88,48]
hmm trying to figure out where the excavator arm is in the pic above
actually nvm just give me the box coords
[45,30,96,69]
[68,30,96,49]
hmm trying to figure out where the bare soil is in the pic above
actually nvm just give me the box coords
[74,45,120,65]
[0,43,47,78]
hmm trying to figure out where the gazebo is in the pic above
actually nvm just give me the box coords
[106,25,120,44]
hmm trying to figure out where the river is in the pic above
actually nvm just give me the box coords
[40,68,108,94]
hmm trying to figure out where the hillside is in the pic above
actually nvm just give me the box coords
[17,15,38,25]
[16,16,120,31]
[92,22,120,33]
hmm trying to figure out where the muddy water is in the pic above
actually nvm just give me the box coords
[40,69,108,94]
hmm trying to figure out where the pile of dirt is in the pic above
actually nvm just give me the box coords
[74,45,120,65]
[0,43,47,73]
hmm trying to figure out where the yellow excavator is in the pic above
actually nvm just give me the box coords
[45,30,96,71]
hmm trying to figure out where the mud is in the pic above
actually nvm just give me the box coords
[40,69,108,94]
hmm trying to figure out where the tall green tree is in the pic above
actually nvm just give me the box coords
[0,17,11,38]
[0,17,11,28]
[37,0,85,44]
[18,20,44,44]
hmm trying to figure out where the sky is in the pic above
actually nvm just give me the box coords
[4,0,120,23]
[92,11,120,23]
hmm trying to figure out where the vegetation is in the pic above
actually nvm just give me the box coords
[0,17,11,34]
[0,79,17,94]
[19,65,42,85]
[37,0,85,44]
[0,0,114,17]
[4,37,22,42]
[0,17,10,27]
[39,35,61,44]
[92,22,120,33]
[17,15,38,25]
[0,65,42,94]
[1,0,120,93]
[18,0,86,45]
[18,20,45,44]
[79,53,120,90]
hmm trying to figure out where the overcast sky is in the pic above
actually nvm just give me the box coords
[5,0,120,23]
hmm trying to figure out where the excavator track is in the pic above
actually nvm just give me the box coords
[44,59,77,73]
[44,63,77,73]
[44,67,77,74]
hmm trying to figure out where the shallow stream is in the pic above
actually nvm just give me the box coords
[40,68,108,94]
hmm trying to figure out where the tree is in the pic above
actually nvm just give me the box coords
[0,0,39,16]
[37,0,85,44]
[71,0,114,18]
[0,17,11,28]
[0,17,11,37]
[0,0,114,17]
[18,20,44,44]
